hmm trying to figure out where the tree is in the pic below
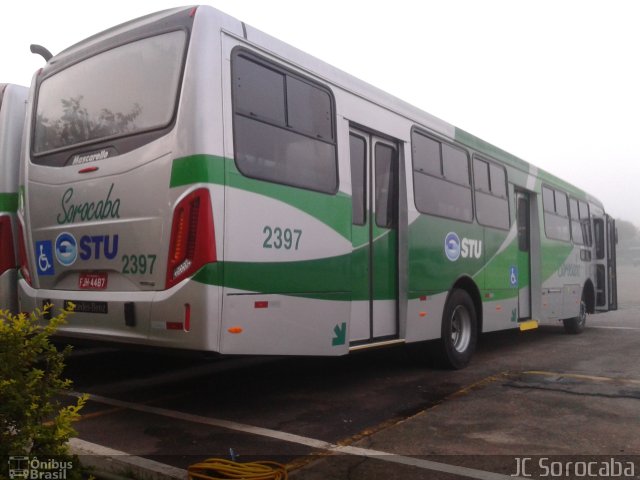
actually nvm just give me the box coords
[616,219,638,245]
[0,304,87,479]
[35,96,142,153]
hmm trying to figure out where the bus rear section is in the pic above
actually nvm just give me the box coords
[18,6,356,356]
[17,8,225,351]
[0,84,27,313]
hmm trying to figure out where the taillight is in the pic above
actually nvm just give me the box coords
[16,220,32,286]
[0,216,16,276]
[166,188,216,289]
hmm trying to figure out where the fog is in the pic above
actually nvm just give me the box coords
[2,0,639,227]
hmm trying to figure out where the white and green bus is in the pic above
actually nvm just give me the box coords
[0,83,27,313]
[17,6,617,368]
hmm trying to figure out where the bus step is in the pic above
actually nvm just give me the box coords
[519,320,539,331]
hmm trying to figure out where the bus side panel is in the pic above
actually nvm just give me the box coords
[221,293,349,355]
[405,292,445,342]
[480,226,520,332]
[219,181,352,356]
[407,216,486,338]
[0,84,27,312]
[218,37,352,356]
[539,242,583,322]
[148,281,221,351]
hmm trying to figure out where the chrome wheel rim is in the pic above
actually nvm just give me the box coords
[450,305,472,353]
[578,300,587,327]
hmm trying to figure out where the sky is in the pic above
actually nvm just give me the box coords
[2,0,639,227]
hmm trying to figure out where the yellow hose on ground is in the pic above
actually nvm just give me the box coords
[188,458,288,480]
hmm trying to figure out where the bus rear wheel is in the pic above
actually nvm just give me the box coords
[563,297,587,334]
[436,289,477,369]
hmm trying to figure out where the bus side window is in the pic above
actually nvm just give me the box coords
[231,50,338,194]
[349,134,367,225]
[594,218,605,259]
[579,201,592,246]
[374,143,397,229]
[569,198,585,245]
[542,186,570,242]
[411,129,472,222]
[473,157,509,230]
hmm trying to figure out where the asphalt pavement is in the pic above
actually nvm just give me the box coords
[64,265,640,479]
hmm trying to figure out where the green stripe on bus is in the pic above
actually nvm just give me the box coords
[192,219,572,301]
[177,155,575,303]
[455,128,591,200]
[541,242,574,281]
[193,255,379,302]
[226,161,351,238]
[455,128,528,171]
[191,241,569,303]
[0,193,18,212]
[170,154,352,239]
[170,154,226,188]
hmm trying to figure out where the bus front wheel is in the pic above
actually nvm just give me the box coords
[437,289,478,369]
[563,297,587,334]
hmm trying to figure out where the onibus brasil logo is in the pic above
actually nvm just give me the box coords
[8,456,74,479]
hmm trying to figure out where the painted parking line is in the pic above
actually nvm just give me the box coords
[590,325,640,331]
[68,391,518,480]
[523,370,640,385]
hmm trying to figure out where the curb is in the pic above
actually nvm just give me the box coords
[69,438,188,480]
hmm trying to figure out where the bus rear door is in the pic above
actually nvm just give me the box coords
[348,128,399,345]
[516,190,532,320]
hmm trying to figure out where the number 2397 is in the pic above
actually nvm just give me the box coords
[262,226,302,250]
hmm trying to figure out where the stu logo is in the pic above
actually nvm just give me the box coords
[444,232,483,262]
[461,238,482,259]
[55,232,78,266]
[49,233,119,265]
[79,235,119,260]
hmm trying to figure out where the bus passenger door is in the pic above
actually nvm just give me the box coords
[606,215,618,310]
[348,129,399,344]
[516,191,532,319]
[593,215,618,311]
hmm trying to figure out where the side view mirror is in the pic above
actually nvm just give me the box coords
[30,44,53,62]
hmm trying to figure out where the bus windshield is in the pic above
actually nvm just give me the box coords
[33,30,186,156]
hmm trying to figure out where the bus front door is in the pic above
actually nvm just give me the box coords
[594,214,618,311]
[607,215,618,310]
[348,129,399,345]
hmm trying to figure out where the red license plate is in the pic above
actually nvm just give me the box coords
[78,272,108,290]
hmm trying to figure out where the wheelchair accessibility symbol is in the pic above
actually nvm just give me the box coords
[35,240,55,276]
[509,265,519,288]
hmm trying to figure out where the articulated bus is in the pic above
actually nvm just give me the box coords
[17,6,617,368]
[0,84,27,313]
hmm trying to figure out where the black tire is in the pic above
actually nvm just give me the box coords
[563,296,587,334]
[436,289,478,369]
